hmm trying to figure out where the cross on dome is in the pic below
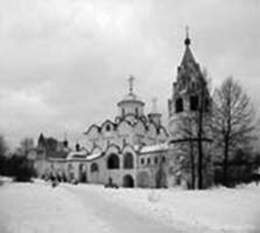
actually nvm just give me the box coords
[152,97,158,113]
[128,75,135,94]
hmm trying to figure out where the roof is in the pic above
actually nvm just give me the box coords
[86,152,103,161]
[181,44,196,67]
[47,150,68,159]
[67,150,88,160]
[139,143,169,154]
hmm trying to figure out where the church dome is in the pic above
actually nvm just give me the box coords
[117,75,145,106]
[117,76,145,118]
[118,92,144,106]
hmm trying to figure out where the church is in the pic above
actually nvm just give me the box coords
[33,32,213,188]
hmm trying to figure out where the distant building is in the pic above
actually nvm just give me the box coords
[33,33,213,188]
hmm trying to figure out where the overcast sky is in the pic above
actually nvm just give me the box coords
[0,0,259,149]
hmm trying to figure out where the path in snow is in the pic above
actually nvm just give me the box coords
[65,185,185,233]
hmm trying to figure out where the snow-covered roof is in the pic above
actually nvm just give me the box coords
[67,150,88,160]
[86,152,103,161]
[48,157,67,162]
[139,143,168,154]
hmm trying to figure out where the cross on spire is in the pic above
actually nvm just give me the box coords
[152,97,158,113]
[128,75,135,94]
[185,25,189,39]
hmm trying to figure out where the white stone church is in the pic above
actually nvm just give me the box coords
[32,33,212,188]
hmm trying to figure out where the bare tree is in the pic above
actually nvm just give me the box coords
[17,138,34,157]
[212,77,256,186]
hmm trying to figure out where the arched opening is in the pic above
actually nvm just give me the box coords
[123,153,134,169]
[79,163,87,183]
[90,163,99,183]
[175,98,183,113]
[123,174,134,188]
[91,163,99,173]
[107,154,120,169]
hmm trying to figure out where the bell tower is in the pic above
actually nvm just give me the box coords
[168,29,210,137]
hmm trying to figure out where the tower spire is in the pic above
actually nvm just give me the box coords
[181,26,196,66]
[184,25,191,46]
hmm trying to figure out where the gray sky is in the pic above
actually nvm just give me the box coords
[0,0,259,149]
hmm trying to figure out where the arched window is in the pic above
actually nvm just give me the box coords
[124,153,134,169]
[147,158,151,165]
[107,153,120,169]
[106,124,111,131]
[141,158,145,165]
[91,163,99,172]
[162,156,166,163]
[154,157,158,164]
[175,98,183,113]
[190,95,199,111]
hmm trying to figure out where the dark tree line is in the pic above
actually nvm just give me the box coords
[0,136,36,182]
[0,155,36,182]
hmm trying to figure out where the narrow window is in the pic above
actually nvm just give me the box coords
[122,108,125,116]
[175,98,183,113]
[135,107,139,116]
[141,158,145,164]
[122,138,126,145]
[191,82,196,90]
[106,124,111,131]
[162,156,166,163]
[124,153,134,169]
[147,158,151,165]
[190,95,199,111]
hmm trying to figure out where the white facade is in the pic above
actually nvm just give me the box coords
[34,35,213,188]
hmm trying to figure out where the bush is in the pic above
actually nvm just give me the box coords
[0,154,35,182]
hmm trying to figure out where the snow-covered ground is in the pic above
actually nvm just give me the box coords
[93,184,260,233]
[0,179,260,233]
